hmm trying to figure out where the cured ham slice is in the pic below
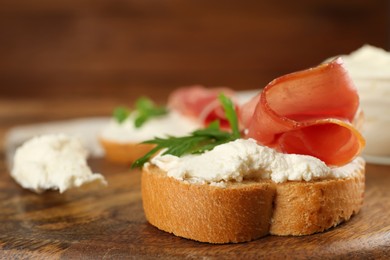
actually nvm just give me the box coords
[168,85,237,127]
[241,58,365,166]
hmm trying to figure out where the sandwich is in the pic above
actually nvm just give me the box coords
[135,58,366,243]
[100,86,236,164]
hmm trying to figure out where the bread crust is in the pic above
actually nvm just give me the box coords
[100,138,154,165]
[270,168,365,236]
[141,159,365,243]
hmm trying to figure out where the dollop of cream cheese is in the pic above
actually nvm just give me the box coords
[339,45,390,159]
[11,134,107,193]
[100,111,200,143]
[149,139,362,186]
[341,44,390,80]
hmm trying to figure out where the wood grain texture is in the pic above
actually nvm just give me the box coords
[0,96,389,258]
[0,0,388,99]
[0,158,390,259]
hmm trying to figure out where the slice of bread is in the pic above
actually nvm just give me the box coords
[100,138,154,165]
[141,159,365,243]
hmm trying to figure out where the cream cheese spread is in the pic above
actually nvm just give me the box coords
[341,44,390,81]
[340,45,390,160]
[11,134,107,193]
[100,111,200,143]
[149,139,363,186]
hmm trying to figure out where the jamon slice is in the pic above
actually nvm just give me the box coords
[168,85,237,128]
[241,58,365,166]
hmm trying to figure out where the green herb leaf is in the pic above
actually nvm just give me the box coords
[131,94,241,168]
[112,97,168,126]
[132,121,229,168]
[134,97,168,128]
[113,107,130,123]
[218,93,240,139]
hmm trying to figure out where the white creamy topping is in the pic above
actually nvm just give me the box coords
[11,134,107,193]
[100,111,200,143]
[341,45,390,80]
[149,139,362,186]
[339,45,390,159]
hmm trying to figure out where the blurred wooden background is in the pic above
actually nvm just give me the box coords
[0,0,389,101]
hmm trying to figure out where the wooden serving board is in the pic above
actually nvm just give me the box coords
[0,158,390,259]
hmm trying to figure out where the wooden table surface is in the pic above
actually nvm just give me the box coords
[1,98,390,259]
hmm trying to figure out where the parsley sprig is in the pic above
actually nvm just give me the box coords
[133,97,168,127]
[113,107,130,124]
[131,93,240,168]
[113,97,168,128]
